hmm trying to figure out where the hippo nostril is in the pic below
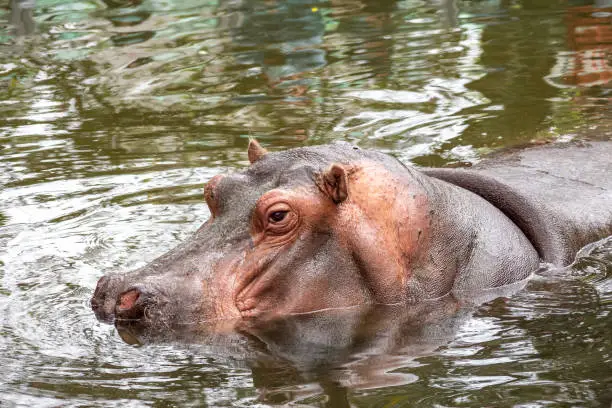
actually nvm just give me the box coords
[118,289,140,311]
[114,286,157,322]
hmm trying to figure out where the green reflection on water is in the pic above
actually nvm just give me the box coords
[0,0,611,406]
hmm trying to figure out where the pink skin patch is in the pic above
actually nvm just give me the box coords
[118,289,140,310]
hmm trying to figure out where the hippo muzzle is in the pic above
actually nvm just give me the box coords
[92,275,165,323]
[91,268,208,328]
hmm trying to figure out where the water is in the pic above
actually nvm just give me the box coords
[1,0,611,406]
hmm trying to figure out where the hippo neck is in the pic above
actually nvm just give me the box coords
[334,158,539,302]
[407,173,540,298]
[424,166,612,266]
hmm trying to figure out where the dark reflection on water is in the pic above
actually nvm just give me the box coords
[0,0,611,406]
[117,298,469,398]
[111,281,533,406]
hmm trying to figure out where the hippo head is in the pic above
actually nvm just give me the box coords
[91,140,432,331]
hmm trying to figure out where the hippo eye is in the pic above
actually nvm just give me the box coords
[257,198,298,237]
[268,211,288,223]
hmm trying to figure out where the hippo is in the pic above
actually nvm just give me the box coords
[91,139,612,331]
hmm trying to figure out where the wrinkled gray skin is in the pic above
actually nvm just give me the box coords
[91,140,612,331]
[424,141,612,266]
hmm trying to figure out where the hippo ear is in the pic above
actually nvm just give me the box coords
[248,138,268,164]
[318,164,349,204]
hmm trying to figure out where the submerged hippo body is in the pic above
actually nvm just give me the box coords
[91,140,612,329]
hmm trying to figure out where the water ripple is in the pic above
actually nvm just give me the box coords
[1,0,611,406]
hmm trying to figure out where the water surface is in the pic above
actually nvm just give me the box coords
[1,0,611,406]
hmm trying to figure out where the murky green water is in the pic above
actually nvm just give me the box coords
[1,0,611,406]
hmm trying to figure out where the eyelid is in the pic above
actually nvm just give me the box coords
[266,202,291,214]
[251,191,301,244]
[256,191,290,214]
[254,192,297,230]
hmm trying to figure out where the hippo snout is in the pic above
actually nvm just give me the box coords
[91,274,124,323]
[91,274,162,322]
[92,270,206,329]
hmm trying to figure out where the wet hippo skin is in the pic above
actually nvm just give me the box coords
[423,141,612,266]
[91,140,612,331]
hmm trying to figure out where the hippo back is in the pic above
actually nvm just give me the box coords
[423,141,612,266]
